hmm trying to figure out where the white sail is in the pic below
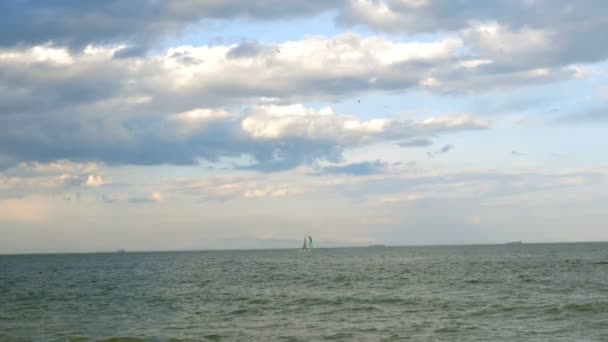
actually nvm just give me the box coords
[301,235,312,251]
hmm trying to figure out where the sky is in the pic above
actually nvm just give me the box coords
[1,0,607,254]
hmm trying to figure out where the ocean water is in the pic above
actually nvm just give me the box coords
[1,243,608,341]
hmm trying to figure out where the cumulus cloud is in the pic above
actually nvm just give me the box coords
[338,1,608,63]
[2,0,607,70]
[1,1,603,176]
[86,174,105,187]
[0,81,487,171]
[0,33,574,118]
[0,36,501,172]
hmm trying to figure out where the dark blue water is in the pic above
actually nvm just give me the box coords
[2,243,608,341]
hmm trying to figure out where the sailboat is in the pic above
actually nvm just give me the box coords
[301,235,313,251]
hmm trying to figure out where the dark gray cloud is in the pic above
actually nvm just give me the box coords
[397,138,433,148]
[315,160,389,176]
[426,144,454,158]
[0,0,339,49]
[440,145,454,153]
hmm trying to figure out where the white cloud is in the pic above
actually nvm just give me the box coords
[86,174,104,187]
[241,104,487,145]
[420,114,489,132]
[462,21,551,61]
[458,59,494,69]
[173,176,297,201]
[241,104,391,142]
[0,44,74,65]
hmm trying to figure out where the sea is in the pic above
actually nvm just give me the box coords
[1,243,608,341]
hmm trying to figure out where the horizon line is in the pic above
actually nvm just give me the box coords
[2,240,607,256]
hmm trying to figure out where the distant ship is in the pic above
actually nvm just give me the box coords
[300,235,313,251]
[505,241,523,245]
[116,249,127,253]
[368,244,386,247]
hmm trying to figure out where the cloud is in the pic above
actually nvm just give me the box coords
[397,138,433,148]
[173,176,293,201]
[321,167,608,208]
[3,0,607,71]
[2,2,601,177]
[0,36,499,173]
[0,1,336,49]
[419,115,488,133]
[426,144,454,158]
[364,192,422,207]
[0,33,572,117]
[13,161,100,176]
[226,40,271,59]
[440,145,454,153]
[315,160,390,176]
[0,174,83,198]
[86,175,105,187]
[338,1,608,64]
[128,192,163,204]
[0,89,487,171]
